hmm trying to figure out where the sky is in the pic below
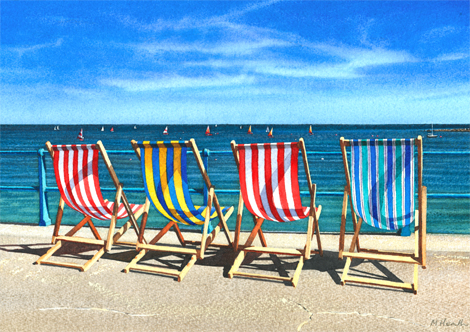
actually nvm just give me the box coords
[1,1,469,125]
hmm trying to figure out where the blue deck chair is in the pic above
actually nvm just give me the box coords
[124,139,234,281]
[339,136,427,294]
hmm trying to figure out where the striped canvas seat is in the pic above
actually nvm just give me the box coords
[52,144,143,220]
[349,139,415,230]
[37,141,146,272]
[136,141,229,226]
[339,136,426,294]
[229,139,322,287]
[124,139,234,281]
[237,142,310,223]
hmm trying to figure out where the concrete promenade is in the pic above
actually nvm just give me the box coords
[0,224,469,332]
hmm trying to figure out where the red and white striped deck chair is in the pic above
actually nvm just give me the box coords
[229,138,323,287]
[36,141,146,272]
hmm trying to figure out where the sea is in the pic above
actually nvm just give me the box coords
[0,124,469,235]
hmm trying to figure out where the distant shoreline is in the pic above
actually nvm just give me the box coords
[430,128,470,132]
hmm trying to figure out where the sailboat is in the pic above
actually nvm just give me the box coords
[77,128,84,141]
[110,127,114,132]
[428,124,437,138]
[205,126,212,136]
[247,125,253,135]
[240,126,242,129]
[101,126,104,131]
[268,127,273,138]
[309,125,313,135]
[163,126,169,135]
[134,125,137,130]
[266,126,270,133]
[57,126,59,131]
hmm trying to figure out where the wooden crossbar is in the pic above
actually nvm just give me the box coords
[136,243,198,255]
[127,254,197,282]
[54,236,105,246]
[342,252,419,264]
[343,275,414,291]
[243,246,303,256]
[39,260,84,270]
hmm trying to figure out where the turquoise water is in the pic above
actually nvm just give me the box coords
[0,124,469,234]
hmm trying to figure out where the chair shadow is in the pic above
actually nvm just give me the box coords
[0,242,414,292]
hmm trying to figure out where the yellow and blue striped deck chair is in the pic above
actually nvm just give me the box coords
[339,136,427,294]
[124,139,234,281]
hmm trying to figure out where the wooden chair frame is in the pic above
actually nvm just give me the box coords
[36,141,146,272]
[338,136,427,294]
[228,138,323,287]
[123,139,234,282]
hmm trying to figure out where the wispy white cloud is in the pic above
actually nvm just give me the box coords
[422,25,460,41]
[433,52,469,62]
[6,39,63,57]
[101,74,255,91]
[134,38,291,56]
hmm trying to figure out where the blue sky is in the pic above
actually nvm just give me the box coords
[1,1,469,124]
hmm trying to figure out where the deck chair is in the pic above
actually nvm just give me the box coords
[229,138,323,287]
[36,141,146,272]
[123,139,234,282]
[339,136,427,294]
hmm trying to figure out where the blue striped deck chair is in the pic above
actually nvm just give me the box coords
[124,139,234,281]
[339,136,427,294]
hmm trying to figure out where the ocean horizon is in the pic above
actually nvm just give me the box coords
[0,124,469,235]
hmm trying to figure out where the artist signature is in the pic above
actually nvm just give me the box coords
[430,319,468,327]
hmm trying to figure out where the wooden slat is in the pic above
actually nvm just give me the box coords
[234,194,243,251]
[55,236,105,246]
[88,219,102,241]
[231,271,292,282]
[114,240,138,246]
[123,249,148,273]
[200,187,214,259]
[313,204,323,256]
[81,247,105,272]
[36,241,62,264]
[243,246,302,256]
[340,257,352,286]
[63,216,91,238]
[291,256,304,288]
[39,260,84,270]
[177,255,197,282]
[201,224,221,256]
[342,251,419,264]
[214,197,234,245]
[344,275,414,290]
[228,251,246,278]
[53,198,65,240]
[136,243,197,255]
[358,248,417,257]
[106,184,122,251]
[339,188,348,259]
[129,264,180,277]
[420,186,427,267]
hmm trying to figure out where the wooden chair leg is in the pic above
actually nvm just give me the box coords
[213,194,234,245]
[200,187,214,259]
[52,198,65,243]
[314,206,323,256]
[106,184,122,251]
[36,241,62,265]
[339,188,348,259]
[88,219,102,240]
[341,257,352,286]
[234,195,243,251]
